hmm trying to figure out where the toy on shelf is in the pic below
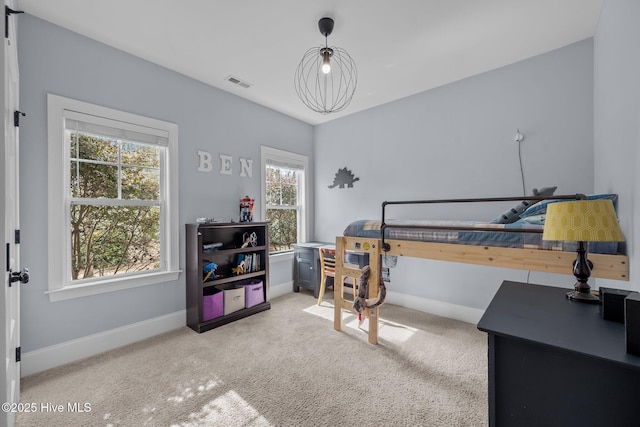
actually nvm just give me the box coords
[203,242,223,253]
[197,217,218,224]
[231,259,246,276]
[241,232,258,248]
[203,262,219,282]
[239,196,255,222]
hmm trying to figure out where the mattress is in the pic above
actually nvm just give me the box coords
[343,219,619,254]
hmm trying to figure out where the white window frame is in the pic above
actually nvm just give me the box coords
[46,94,180,301]
[261,146,309,260]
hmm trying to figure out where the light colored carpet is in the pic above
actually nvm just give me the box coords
[17,291,488,426]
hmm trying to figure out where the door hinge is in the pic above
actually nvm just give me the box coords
[14,110,25,127]
[15,229,20,244]
[5,243,9,272]
[15,347,21,362]
[5,6,24,39]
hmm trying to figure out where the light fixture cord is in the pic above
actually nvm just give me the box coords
[517,131,529,283]
[518,138,526,196]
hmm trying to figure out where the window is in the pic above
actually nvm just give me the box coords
[47,94,179,301]
[261,147,308,254]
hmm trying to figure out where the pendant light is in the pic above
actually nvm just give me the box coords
[294,17,358,114]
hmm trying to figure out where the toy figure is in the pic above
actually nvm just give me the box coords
[241,232,258,248]
[232,259,246,276]
[353,265,386,325]
[203,262,219,282]
[239,196,254,222]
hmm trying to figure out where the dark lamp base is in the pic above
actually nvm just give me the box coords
[569,242,600,304]
[566,290,600,304]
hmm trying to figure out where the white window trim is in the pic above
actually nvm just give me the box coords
[260,146,309,254]
[47,94,180,302]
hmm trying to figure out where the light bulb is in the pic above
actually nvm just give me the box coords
[322,53,331,74]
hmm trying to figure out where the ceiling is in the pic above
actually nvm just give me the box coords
[19,0,603,125]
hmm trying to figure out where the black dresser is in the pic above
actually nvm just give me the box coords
[477,280,640,427]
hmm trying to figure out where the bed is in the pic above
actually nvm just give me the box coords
[333,194,630,344]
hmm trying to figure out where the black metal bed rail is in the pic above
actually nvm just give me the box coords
[380,194,587,252]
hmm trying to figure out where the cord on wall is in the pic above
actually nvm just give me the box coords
[515,129,531,284]
[515,129,526,196]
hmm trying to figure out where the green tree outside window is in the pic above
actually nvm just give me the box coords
[266,165,299,252]
[69,132,161,280]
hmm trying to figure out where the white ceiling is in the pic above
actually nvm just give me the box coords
[19,0,603,125]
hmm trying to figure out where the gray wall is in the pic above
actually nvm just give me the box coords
[18,15,313,352]
[594,0,640,293]
[20,1,640,353]
[314,39,596,310]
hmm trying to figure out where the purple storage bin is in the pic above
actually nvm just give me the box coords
[239,280,264,308]
[202,289,224,321]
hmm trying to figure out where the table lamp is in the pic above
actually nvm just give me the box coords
[542,199,625,303]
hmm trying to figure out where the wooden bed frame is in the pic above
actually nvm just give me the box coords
[333,195,630,344]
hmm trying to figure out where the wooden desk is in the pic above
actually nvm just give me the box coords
[292,242,368,298]
[477,281,640,427]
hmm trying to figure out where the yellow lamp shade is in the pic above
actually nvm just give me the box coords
[542,199,625,242]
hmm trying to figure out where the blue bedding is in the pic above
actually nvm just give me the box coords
[343,219,618,254]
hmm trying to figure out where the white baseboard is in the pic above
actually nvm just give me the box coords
[21,310,186,377]
[22,281,295,377]
[269,283,484,324]
[270,283,484,324]
[19,291,482,377]
[269,281,293,299]
[385,291,485,324]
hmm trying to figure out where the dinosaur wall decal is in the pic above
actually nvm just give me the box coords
[328,167,359,189]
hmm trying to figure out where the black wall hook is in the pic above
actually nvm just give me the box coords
[14,110,25,127]
[5,6,24,39]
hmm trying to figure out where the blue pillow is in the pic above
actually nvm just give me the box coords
[519,194,619,219]
[490,186,557,224]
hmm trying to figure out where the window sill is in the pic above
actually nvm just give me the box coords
[46,270,181,302]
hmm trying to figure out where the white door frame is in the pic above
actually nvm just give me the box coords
[2,1,22,426]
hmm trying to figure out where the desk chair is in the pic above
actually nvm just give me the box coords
[318,248,356,305]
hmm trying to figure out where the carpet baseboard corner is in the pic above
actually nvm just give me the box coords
[269,281,293,299]
[23,281,295,377]
[21,310,186,378]
[20,290,482,377]
[385,291,485,324]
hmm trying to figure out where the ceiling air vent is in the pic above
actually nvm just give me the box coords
[226,75,252,89]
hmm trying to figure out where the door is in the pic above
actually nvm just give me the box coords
[2,2,24,427]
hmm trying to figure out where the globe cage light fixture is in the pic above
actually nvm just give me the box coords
[294,17,358,114]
